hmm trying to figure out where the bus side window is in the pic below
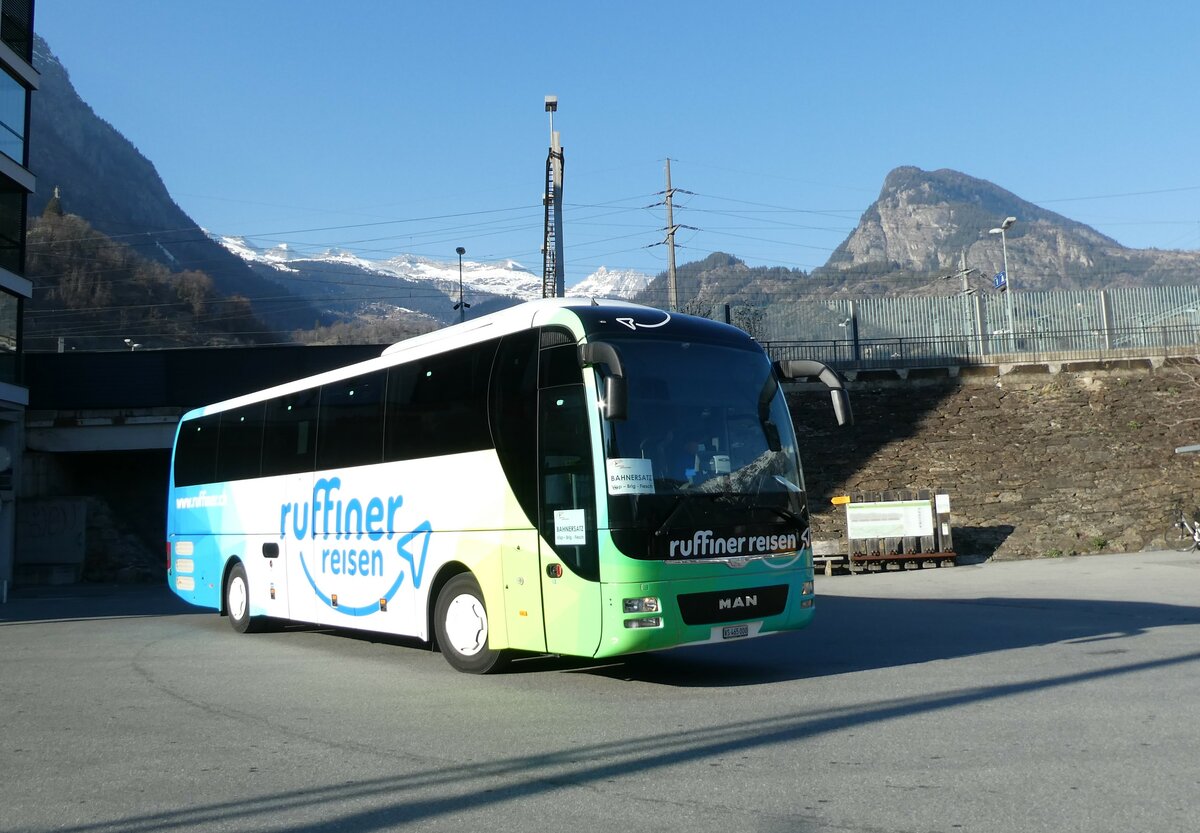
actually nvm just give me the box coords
[216,403,265,482]
[539,338,583,388]
[261,389,319,476]
[488,330,538,525]
[316,371,385,470]
[385,342,496,461]
[174,413,220,487]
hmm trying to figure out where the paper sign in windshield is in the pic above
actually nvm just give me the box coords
[607,458,655,495]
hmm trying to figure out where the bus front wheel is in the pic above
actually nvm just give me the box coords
[434,573,507,674]
[225,561,263,634]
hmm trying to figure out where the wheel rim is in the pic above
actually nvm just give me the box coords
[443,592,488,657]
[229,574,248,621]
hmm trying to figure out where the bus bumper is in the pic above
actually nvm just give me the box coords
[594,574,814,659]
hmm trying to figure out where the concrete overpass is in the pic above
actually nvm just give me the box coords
[18,345,385,586]
[26,345,386,452]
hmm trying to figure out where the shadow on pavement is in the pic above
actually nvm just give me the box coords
[553,592,1200,686]
[0,583,196,625]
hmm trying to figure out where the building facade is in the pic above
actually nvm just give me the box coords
[0,0,35,593]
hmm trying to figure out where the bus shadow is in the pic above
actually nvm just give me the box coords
[554,593,1200,686]
[294,589,1200,683]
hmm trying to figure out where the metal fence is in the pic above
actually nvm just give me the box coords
[707,284,1200,370]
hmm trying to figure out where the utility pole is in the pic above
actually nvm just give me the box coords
[937,250,977,294]
[665,158,678,311]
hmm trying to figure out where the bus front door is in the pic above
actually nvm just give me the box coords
[538,385,602,658]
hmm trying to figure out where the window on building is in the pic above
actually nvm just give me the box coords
[0,68,25,166]
[0,0,33,62]
[0,181,23,275]
[0,288,17,386]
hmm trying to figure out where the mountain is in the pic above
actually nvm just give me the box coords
[633,252,811,309]
[28,35,325,331]
[217,237,541,325]
[26,208,269,351]
[625,168,1200,306]
[218,237,653,326]
[568,266,652,299]
[816,166,1200,293]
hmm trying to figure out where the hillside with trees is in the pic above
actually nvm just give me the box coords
[29,34,325,332]
[25,203,270,351]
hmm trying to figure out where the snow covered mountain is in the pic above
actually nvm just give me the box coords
[567,266,652,299]
[218,236,543,299]
[217,236,655,326]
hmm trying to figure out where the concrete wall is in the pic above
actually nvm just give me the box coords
[790,356,1200,560]
[20,450,170,583]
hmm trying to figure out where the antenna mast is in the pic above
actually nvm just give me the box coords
[542,96,565,298]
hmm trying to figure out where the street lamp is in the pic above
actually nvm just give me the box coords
[453,246,470,323]
[989,216,1017,344]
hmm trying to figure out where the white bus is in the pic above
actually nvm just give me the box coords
[166,299,849,672]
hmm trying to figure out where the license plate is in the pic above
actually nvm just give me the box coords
[722,624,749,640]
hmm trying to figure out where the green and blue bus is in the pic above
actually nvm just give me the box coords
[166,299,850,672]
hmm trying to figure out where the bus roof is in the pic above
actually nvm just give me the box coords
[179,298,753,421]
[379,297,647,357]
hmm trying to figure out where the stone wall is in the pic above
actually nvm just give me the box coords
[789,357,1200,560]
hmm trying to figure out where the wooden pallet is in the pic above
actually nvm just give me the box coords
[848,552,957,573]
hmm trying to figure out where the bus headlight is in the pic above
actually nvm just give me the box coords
[623,596,660,614]
[624,616,662,629]
[801,581,813,596]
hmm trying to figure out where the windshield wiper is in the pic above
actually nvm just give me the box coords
[773,475,803,493]
[652,494,691,538]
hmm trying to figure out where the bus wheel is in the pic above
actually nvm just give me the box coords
[225,562,261,634]
[434,573,507,674]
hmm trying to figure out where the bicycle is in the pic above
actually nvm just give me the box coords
[1166,505,1200,553]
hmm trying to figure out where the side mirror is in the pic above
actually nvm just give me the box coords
[578,341,628,421]
[604,375,628,422]
[774,359,853,427]
[829,389,852,427]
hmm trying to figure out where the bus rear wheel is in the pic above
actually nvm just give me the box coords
[434,573,508,674]
[225,561,263,634]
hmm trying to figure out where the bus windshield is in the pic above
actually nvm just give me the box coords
[598,335,808,562]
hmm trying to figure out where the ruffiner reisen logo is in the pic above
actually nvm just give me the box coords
[280,476,431,616]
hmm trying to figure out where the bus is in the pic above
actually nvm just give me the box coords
[166,299,850,673]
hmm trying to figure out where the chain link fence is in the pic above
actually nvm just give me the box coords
[684,285,1200,369]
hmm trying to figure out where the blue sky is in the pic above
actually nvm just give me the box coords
[35,0,1200,284]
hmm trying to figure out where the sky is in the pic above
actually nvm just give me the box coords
[34,0,1200,286]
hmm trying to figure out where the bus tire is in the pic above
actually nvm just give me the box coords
[225,561,262,634]
[434,572,507,674]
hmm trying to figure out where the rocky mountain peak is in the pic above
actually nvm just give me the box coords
[819,166,1188,292]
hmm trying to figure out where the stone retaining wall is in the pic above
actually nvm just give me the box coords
[789,356,1200,560]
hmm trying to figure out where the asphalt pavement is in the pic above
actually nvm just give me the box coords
[2,550,1199,833]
